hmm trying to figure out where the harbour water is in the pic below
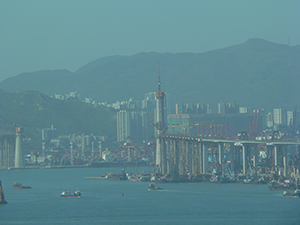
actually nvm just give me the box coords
[0,166,299,225]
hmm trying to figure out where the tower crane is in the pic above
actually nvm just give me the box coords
[167,123,179,134]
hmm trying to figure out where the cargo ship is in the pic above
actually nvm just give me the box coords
[13,182,31,189]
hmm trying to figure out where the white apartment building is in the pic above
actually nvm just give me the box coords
[273,108,287,125]
[117,110,131,142]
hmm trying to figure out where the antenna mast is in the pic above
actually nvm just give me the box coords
[158,61,161,93]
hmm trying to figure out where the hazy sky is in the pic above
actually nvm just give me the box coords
[1,0,299,82]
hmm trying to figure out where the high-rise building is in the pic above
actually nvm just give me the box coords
[175,102,209,115]
[239,107,248,114]
[175,103,185,114]
[266,112,273,128]
[141,111,150,141]
[165,92,172,115]
[218,101,226,114]
[197,102,209,114]
[218,101,239,114]
[273,108,287,125]
[287,111,294,126]
[229,102,239,113]
[144,92,171,116]
[144,92,156,102]
[42,125,57,143]
[117,110,151,144]
[117,110,131,142]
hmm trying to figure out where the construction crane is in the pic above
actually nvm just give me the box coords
[209,122,224,137]
[176,125,193,136]
[167,123,179,134]
[190,121,212,136]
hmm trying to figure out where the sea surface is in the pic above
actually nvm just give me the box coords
[0,166,299,225]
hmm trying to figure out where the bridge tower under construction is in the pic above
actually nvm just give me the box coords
[155,63,167,173]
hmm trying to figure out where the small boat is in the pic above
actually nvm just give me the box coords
[282,189,300,198]
[148,183,163,191]
[0,181,8,204]
[105,174,121,181]
[150,175,168,183]
[140,175,151,182]
[60,190,81,198]
[128,176,140,182]
[13,182,31,189]
[210,174,232,183]
[236,175,247,184]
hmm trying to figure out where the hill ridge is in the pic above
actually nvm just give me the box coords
[1,38,299,112]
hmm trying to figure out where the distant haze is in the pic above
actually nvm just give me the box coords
[1,0,299,81]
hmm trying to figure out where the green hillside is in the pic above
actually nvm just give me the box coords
[0,90,117,151]
[1,38,300,112]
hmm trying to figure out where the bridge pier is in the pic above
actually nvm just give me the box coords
[196,142,202,175]
[162,140,167,174]
[218,143,224,175]
[242,144,254,175]
[192,142,198,174]
[156,138,162,173]
[166,140,170,174]
[179,140,184,175]
[242,144,247,174]
[230,143,235,175]
[187,141,192,175]
[274,145,278,174]
[173,139,178,173]
[203,143,208,173]
[253,144,258,176]
[199,142,203,174]
[283,145,287,177]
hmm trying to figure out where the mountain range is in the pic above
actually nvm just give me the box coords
[1,38,300,112]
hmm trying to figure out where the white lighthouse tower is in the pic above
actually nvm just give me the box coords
[14,127,24,168]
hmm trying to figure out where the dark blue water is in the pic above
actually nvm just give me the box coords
[0,167,299,225]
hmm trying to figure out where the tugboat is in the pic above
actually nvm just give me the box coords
[148,183,163,191]
[282,189,300,198]
[60,190,81,198]
[13,182,31,189]
[0,181,8,204]
[105,168,128,181]
[119,168,128,180]
[283,176,300,197]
